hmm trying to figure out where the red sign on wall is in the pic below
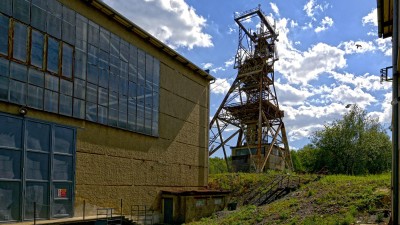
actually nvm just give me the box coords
[58,189,67,198]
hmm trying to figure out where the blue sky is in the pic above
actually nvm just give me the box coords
[102,0,392,157]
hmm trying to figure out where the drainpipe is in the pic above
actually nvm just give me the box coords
[392,0,399,223]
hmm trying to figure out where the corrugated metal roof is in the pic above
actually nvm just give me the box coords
[377,0,393,38]
[80,0,215,81]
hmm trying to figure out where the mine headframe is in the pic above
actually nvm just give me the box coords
[209,5,293,173]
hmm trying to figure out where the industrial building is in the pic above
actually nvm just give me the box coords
[0,0,221,224]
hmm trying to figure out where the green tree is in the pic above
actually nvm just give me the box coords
[209,157,230,174]
[297,105,391,175]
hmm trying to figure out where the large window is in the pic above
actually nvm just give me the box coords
[0,113,76,222]
[0,0,160,136]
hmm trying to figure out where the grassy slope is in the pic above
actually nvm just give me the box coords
[188,173,391,225]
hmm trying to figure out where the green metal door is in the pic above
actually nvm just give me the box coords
[163,198,173,224]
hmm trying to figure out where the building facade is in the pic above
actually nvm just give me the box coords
[0,0,213,223]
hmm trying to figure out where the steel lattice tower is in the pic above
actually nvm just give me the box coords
[209,6,293,173]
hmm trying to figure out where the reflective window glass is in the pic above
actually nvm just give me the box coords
[110,35,119,56]
[28,68,44,87]
[44,90,58,113]
[13,0,30,24]
[0,57,9,77]
[54,126,74,154]
[120,40,129,62]
[109,91,118,110]
[88,44,97,65]
[52,183,72,216]
[13,22,28,62]
[74,50,87,80]
[48,1,62,17]
[0,150,20,179]
[73,98,85,119]
[118,111,127,129]
[25,182,49,219]
[86,83,97,103]
[98,105,108,125]
[153,58,160,87]
[45,74,59,92]
[53,155,72,180]
[0,76,8,101]
[26,121,50,152]
[108,108,118,127]
[119,95,127,114]
[98,87,108,106]
[99,28,109,52]
[47,38,59,74]
[60,79,72,96]
[10,62,27,82]
[0,14,9,55]
[31,30,44,68]
[137,49,145,85]
[119,78,128,96]
[87,64,98,85]
[9,79,26,105]
[109,74,118,92]
[47,13,61,39]
[62,44,73,79]
[99,69,108,88]
[0,0,12,16]
[62,7,75,45]
[73,79,85,99]
[88,21,99,46]
[27,85,43,109]
[0,182,21,221]
[0,116,22,149]
[86,102,97,122]
[128,113,136,131]
[26,152,49,180]
[31,4,47,32]
[59,94,72,116]
[120,61,128,79]
[128,97,136,115]
[145,54,153,82]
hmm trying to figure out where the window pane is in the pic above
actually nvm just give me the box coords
[26,152,49,180]
[108,108,118,127]
[25,182,49,219]
[13,0,30,24]
[9,79,26,105]
[47,14,61,38]
[47,38,59,74]
[0,182,21,221]
[109,91,117,109]
[0,76,8,101]
[62,21,75,45]
[110,35,119,56]
[119,78,128,96]
[74,50,86,80]
[27,85,43,109]
[31,4,47,32]
[53,155,72,181]
[62,44,73,79]
[0,0,12,16]
[99,69,108,88]
[153,59,160,87]
[88,21,99,46]
[118,111,127,129]
[98,87,108,106]
[73,79,85,99]
[0,14,9,55]
[28,68,44,87]
[45,74,59,92]
[52,183,72,217]
[10,62,27,82]
[128,97,136,115]
[98,105,108,125]
[62,6,75,25]
[0,57,9,77]
[60,79,72,96]
[88,44,97,65]
[120,40,129,62]
[145,53,153,82]
[75,15,87,52]
[54,126,74,154]
[26,121,50,152]
[87,64,98,85]
[120,61,128,79]
[138,49,145,85]
[109,74,118,92]
[13,22,28,62]
[0,149,20,179]
[31,30,44,68]
[99,28,109,52]
[86,102,97,122]
[128,113,136,131]
[0,116,22,149]
[59,94,72,116]
[86,83,97,103]
[73,98,85,119]
[44,90,58,113]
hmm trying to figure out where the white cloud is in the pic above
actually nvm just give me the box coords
[375,37,392,56]
[338,40,375,54]
[303,0,329,19]
[362,8,378,27]
[224,57,235,68]
[276,42,346,85]
[290,20,298,28]
[330,71,391,91]
[368,92,392,124]
[325,85,376,108]
[102,0,213,49]
[270,3,280,16]
[275,82,313,106]
[202,63,213,69]
[314,16,333,33]
[211,66,225,74]
[210,78,231,95]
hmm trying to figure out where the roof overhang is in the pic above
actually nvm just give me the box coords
[377,0,393,38]
[80,0,215,81]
